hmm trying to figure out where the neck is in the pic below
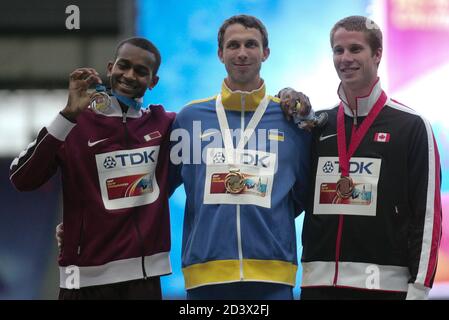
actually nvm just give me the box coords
[224,77,263,92]
[221,80,266,111]
[344,90,359,111]
[342,82,377,110]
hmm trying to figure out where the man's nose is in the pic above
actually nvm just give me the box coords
[341,50,354,63]
[123,68,136,80]
[237,47,249,60]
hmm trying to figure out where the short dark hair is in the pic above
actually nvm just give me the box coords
[114,37,162,75]
[330,16,383,53]
[218,15,269,51]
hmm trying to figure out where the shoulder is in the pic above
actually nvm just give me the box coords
[268,95,281,104]
[386,98,419,116]
[385,99,436,146]
[176,95,217,120]
[143,104,176,124]
[317,104,339,116]
[385,98,431,126]
[185,95,217,107]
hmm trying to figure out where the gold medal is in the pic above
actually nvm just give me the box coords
[336,175,354,199]
[90,91,111,113]
[224,168,245,194]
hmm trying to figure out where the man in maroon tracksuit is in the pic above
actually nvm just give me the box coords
[9,37,175,299]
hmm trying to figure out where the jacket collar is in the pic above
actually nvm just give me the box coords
[220,80,266,111]
[338,78,385,117]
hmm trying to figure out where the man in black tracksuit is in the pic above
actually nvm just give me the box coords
[299,16,442,300]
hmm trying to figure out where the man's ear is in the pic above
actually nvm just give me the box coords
[374,47,382,65]
[107,61,114,77]
[218,48,224,63]
[262,47,270,62]
[149,75,159,90]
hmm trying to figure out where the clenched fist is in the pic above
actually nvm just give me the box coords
[277,87,312,121]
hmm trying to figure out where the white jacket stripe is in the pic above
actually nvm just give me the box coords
[59,252,171,288]
[302,261,410,292]
[417,117,440,286]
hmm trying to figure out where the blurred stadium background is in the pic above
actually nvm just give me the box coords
[0,0,447,299]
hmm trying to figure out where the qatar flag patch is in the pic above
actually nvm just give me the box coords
[144,131,162,142]
[374,132,390,143]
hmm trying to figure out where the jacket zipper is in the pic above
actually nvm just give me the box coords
[77,215,84,255]
[122,109,129,146]
[133,213,148,279]
[333,215,344,286]
[122,108,147,279]
[237,94,246,280]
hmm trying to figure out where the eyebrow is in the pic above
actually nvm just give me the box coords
[226,38,260,45]
[116,58,150,71]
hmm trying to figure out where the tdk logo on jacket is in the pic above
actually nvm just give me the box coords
[322,159,375,175]
[211,150,271,168]
[314,157,382,217]
[95,146,161,210]
[102,150,156,169]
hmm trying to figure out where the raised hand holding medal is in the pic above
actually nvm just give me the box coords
[61,68,103,121]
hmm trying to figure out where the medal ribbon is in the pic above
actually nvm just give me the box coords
[216,94,269,165]
[114,94,143,111]
[337,91,387,177]
[96,85,143,111]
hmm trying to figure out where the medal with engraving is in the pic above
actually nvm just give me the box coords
[224,168,245,194]
[336,175,354,199]
[90,85,111,113]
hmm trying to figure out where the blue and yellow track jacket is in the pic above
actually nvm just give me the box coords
[170,82,311,289]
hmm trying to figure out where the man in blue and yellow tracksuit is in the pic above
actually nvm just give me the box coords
[169,15,311,300]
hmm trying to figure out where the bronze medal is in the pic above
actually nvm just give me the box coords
[91,91,111,113]
[336,176,354,199]
[224,168,245,194]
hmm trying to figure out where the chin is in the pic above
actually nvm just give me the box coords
[341,77,359,86]
[113,88,136,98]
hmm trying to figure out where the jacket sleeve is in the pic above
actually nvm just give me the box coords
[9,113,76,191]
[168,116,184,197]
[405,117,442,300]
[291,130,312,216]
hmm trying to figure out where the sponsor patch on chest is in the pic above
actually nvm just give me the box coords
[203,148,276,208]
[313,157,381,216]
[95,146,160,210]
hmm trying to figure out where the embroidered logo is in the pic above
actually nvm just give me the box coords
[319,134,337,142]
[88,138,109,147]
[144,131,162,142]
[374,132,390,143]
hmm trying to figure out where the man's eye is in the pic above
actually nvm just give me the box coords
[136,69,149,76]
[333,48,343,54]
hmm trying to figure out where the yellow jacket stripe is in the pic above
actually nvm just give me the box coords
[183,259,297,289]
